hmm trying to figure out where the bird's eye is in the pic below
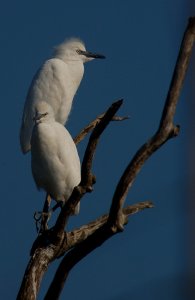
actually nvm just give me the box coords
[76,49,81,54]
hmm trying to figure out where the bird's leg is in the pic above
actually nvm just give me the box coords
[34,212,42,233]
[48,200,64,214]
[34,199,63,233]
[34,194,52,233]
[40,193,52,232]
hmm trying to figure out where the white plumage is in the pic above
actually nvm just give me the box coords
[20,38,105,154]
[31,102,81,214]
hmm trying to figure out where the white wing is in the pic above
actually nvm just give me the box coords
[20,59,71,153]
[31,121,81,214]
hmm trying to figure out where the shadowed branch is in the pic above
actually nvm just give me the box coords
[43,17,195,300]
[107,16,195,231]
[44,201,153,300]
[58,201,153,255]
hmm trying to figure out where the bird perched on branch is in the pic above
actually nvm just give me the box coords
[20,38,105,153]
[31,102,81,215]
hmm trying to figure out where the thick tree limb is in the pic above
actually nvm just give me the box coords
[108,16,195,231]
[44,201,153,300]
[58,201,153,255]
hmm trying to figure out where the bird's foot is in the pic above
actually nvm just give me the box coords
[34,211,52,233]
[34,201,63,234]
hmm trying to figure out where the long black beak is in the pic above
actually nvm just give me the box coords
[77,49,105,59]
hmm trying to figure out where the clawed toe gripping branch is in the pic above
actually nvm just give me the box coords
[17,17,195,300]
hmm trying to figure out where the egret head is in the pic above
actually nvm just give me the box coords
[53,38,105,63]
[33,102,54,124]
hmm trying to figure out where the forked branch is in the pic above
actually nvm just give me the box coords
[44,201,153,300]
[54,201,153,256]
[108,16,195,231]
[44,17,195,299]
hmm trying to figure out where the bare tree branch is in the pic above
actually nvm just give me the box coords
[43,17,195,299]
[44,201,153,300]
[74,113,129,145]
[80,99,123,186]
[108,16,195,231]
[56,201,153,255]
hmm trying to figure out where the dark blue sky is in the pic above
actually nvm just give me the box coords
[0,1,194,299]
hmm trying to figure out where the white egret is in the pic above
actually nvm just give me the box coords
[31,102,81,215]
[20,38,105,153]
